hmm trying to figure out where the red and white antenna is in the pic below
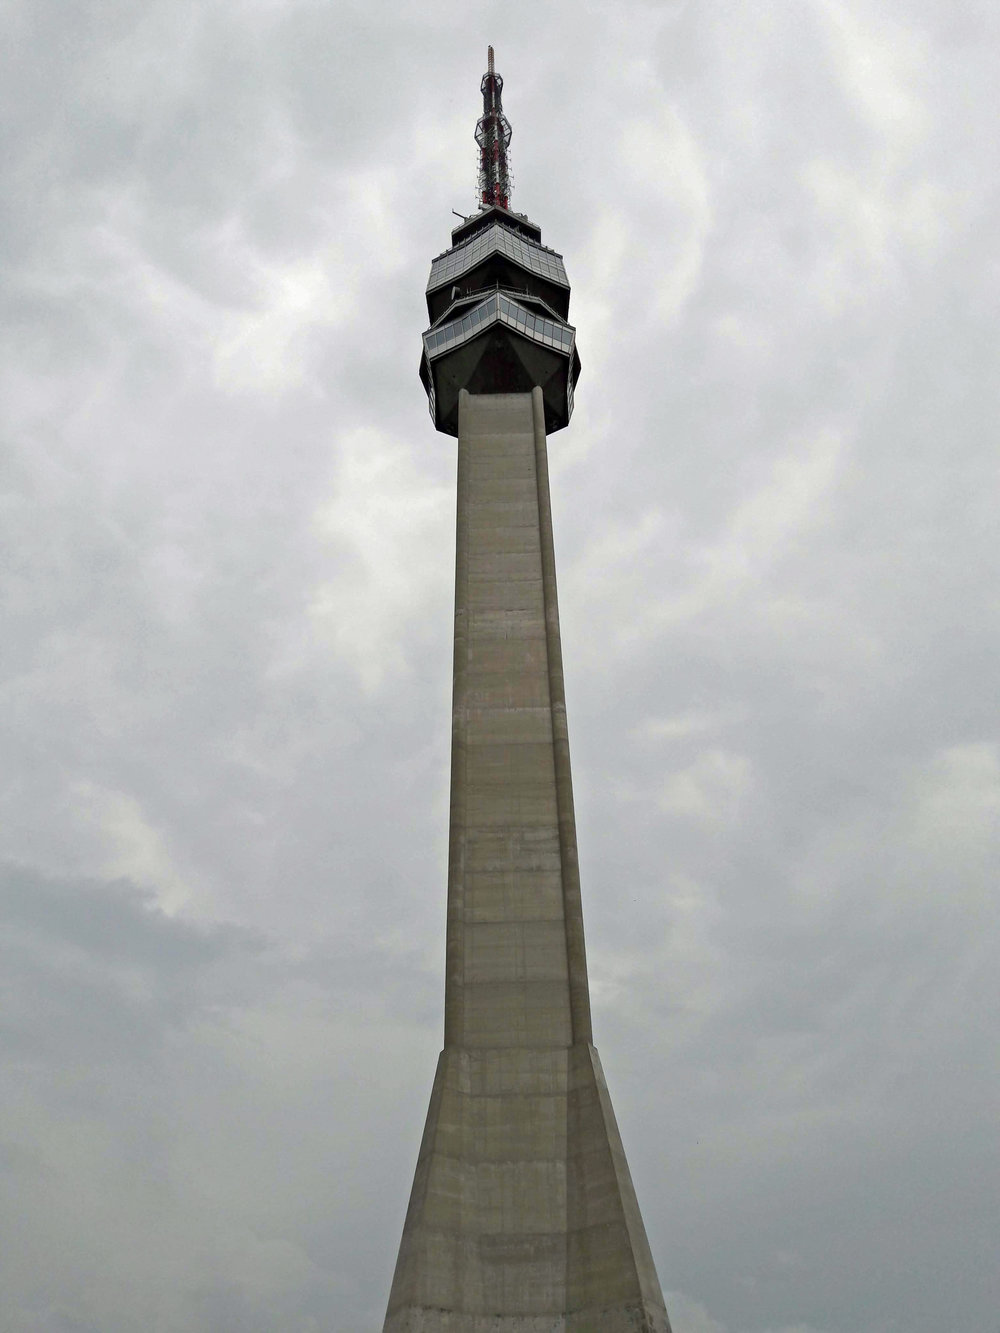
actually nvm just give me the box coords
[475,45,512,209]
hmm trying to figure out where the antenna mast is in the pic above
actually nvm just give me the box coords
[475,45,512,210]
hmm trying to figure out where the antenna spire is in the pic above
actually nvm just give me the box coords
[475,45,512,210]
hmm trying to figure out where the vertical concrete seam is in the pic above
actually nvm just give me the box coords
[530,385,593,1045]
[444,389,472,1047]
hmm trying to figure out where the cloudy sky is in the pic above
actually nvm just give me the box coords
[2,1,998,1330]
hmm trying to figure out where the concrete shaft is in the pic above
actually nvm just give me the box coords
[384,390,671,1333]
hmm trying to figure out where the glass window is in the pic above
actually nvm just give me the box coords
[428,222,569,294]
[424,294,499,358]
[425,290,576,364]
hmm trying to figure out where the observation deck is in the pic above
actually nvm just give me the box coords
[419,205,581,436]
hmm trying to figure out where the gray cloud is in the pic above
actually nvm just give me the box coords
[1,0,997,1329]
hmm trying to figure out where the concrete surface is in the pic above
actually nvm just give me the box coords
[383,390,671,1333]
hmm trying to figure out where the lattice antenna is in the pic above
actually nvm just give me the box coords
[475,45,512,209]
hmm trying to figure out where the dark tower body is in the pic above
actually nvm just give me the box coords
[384,52,672,1333]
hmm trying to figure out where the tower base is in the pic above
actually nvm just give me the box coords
[383,1042,671,1333]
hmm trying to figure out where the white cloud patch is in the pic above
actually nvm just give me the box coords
[659,748,752,825]
[634,709,739,742]
[905,742,1000,897]
[665,1289,730,1333]
[211,247,348,395]
[712,427,845,584]
[72,783,198,915]
[309,426,451,691]
[621,103,712,323]
[815,0,929,146]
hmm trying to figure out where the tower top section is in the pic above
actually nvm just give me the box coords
[418,52,580,437]
[476,45,512,210]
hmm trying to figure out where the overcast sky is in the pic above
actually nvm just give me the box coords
[2,1,998,1330]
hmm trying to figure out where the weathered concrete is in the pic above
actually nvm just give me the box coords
[384,389,671,1333]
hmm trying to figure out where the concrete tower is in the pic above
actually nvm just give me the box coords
[383,51,672,1333]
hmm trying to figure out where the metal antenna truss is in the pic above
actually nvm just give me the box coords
[475,45,512,209]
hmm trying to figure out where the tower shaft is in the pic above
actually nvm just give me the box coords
[383,392,671,1333]
[444,390,590,1054]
